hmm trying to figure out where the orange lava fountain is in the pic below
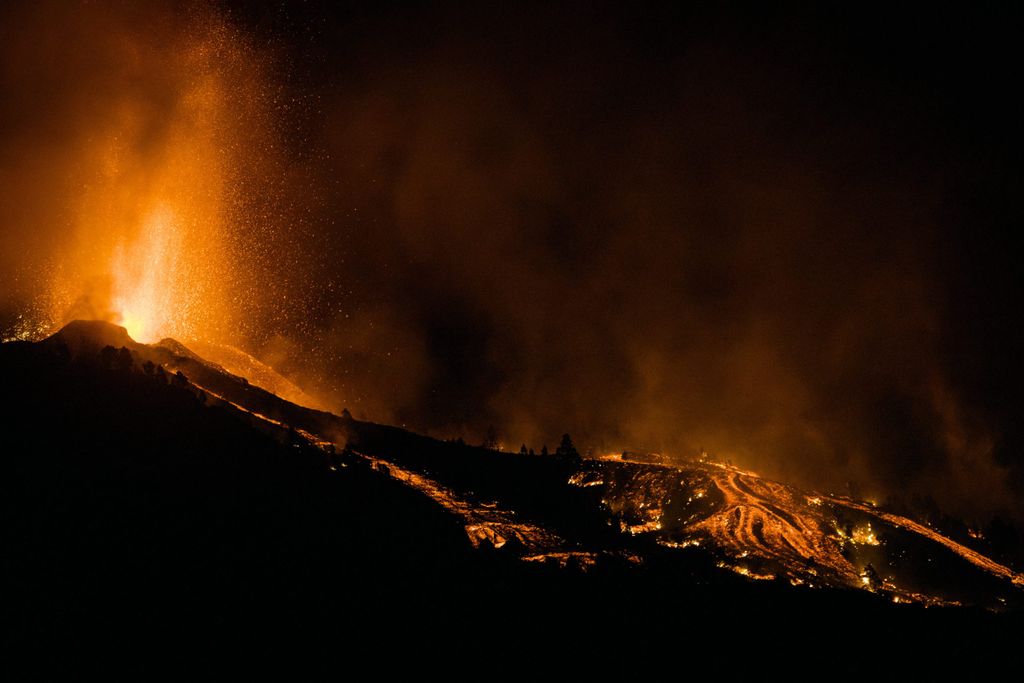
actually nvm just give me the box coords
[0,3,331,410]
[32,8,280,349]
[111,207,187,343]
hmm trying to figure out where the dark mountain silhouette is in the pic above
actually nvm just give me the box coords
[3,321,1023,675]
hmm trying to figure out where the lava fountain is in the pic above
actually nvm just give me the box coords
[111,207,188,343]
[5,4,295,354]
[0,2,329,409]
[55,23,238,346]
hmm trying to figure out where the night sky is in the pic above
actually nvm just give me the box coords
[2,2,1022,520]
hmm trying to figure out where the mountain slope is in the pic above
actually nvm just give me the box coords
[3,320,1024,673]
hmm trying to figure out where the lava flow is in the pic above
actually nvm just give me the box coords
[688,466,860,586]
[579,454,1024,607]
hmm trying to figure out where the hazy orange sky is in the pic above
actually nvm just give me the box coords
[2,1,1022,520]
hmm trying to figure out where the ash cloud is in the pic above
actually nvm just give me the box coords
[293,4,1024,520]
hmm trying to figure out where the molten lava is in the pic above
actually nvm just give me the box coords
[6,6,295,361]
[578,454,1024,606]
[57,58,237,347]
[110,206,185,343]
[0,7,333,410]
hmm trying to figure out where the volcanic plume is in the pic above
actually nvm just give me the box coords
[4,5,1024,672]
[0,1,312,357]
[2,2,1023,524]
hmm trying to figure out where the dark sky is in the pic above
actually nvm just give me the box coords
[3,1,1023,519]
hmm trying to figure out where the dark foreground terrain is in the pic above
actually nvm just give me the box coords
[3,323,1023,676]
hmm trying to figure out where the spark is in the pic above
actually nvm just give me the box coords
[32,8,305,362]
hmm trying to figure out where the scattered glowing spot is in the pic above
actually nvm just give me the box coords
[851,524,880,546]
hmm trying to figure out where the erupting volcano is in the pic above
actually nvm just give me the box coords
[3,1,1024,675]
[4,2,304,364]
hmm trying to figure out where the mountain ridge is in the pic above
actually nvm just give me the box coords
[26,319,1024,609]
[4,318,1024,673]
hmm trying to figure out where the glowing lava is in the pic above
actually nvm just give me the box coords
[10,6,297,358]
[110,207,184,343]
[579,454,1024,605]
[66,55,238,347]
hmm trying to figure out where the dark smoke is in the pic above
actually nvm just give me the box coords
[286,4,1024,520]
[3,3,1022,520]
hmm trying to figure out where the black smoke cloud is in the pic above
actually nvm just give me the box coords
[4,3,1023,520]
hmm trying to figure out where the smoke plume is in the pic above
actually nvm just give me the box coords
[2,3,1021,520]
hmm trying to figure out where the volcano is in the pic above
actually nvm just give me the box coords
[3,320,1023,674]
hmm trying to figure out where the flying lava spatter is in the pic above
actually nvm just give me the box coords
[3,7,298,360]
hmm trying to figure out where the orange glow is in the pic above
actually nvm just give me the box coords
[0,7,336,410]
[850,523,880,546]
[34,12,275,352]
[59,62,232,345]
[110,206,185,342]
[575,456,1024,603]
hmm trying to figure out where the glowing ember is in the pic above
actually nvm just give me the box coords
[621,518,664,535]
[716,561,776,581]
[658,538,701,549]
[850,524,880,546]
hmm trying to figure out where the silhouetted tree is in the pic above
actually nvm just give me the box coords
[341,408,352,421]
[114,347,133,372]
[540,445,549,457]
[555,433,581,466]
[98,345,118,369]
[528,448,535,456]
[142,360,155,376]
[519,444,528,456]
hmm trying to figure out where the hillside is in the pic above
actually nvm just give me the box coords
[3,321,1023,675]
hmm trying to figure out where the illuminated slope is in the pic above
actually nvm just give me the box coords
[579,455,1024,607]
[164,338,326,411]
[34,320,1024,610]
[47,320,326,418]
